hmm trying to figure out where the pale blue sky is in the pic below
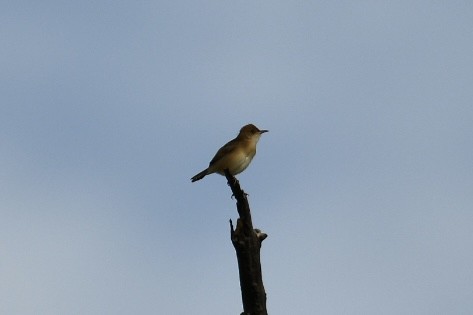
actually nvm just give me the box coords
[1,1,472,314]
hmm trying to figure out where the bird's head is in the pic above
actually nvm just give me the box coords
[239,124,268,140]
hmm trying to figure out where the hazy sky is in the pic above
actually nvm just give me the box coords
[1,1,472,314]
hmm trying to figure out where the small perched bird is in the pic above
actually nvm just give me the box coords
[191,124,268,182]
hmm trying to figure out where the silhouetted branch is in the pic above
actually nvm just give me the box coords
[225,169,268,315]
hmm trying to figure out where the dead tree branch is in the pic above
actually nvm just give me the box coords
[225,169,268,315]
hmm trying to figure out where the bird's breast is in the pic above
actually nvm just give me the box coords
[212,148,255,175]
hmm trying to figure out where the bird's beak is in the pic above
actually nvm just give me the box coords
[260,129,268,134]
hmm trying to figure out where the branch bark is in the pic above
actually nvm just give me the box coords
[225,169,268,315]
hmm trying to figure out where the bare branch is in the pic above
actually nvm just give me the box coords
[224,169,268,315]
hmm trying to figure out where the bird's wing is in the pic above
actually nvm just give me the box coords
[209,138,238,166]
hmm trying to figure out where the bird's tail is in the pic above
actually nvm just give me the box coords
[191,169,208,182]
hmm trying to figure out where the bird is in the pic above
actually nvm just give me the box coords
[191,124,268,182]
